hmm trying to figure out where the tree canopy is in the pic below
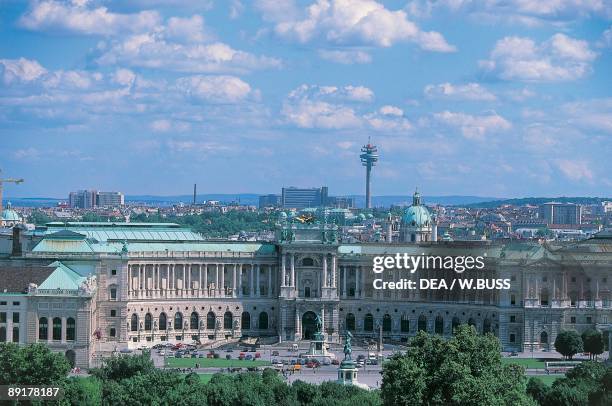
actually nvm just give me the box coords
[554,330,583,360]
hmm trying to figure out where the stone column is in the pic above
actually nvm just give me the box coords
[220,264,225,297]
[281,254,286,287]
[233,264,237,298]
[342,267,347,299]
[323,254,328,288]
[198,264,202,297]
[256,264,260,297]
[48,319,53,341]
[215,264,220,295]
[268,266,273,297]
[290,254,295,288]
[238,264,243,297]
[361,266,366,298]
[127,265,132,297]
[331,255,337,287]
[250,264,255,296]
[61,317,66,343]
[203,264,208,297]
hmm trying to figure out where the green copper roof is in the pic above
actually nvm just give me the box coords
[38,261,86,290]
[41,222,204,242]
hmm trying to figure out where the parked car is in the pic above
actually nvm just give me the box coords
[175,353,183,358]
[331,359,339,365]
[322,358,331,366]
[226,354,232,360]
[191,354,197,358]
[239,353,246,360]
[272,350,280,356]
[245,354,253,361]
[198,353,204,358]
[226,348,234,352]
[271,359,278,364]
[255,352,261,359]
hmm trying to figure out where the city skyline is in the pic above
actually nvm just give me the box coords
[1,1,611,198]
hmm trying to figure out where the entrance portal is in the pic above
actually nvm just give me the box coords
[302,311,317,340]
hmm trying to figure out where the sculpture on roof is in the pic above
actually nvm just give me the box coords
[343,331,353,360]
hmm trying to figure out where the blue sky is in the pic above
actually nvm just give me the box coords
[1,0,611,199]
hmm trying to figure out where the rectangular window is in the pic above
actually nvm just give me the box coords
[510,295,516,306]
[12,302,19,306]
[510,333,516,343]
[586,316,592,324]
[111,269,117,276]
[0,302,6,306]
[175,335,183,341]
[110,288,117,300]
[110,310,117,317]
[12,327,19,342]
[570,316,576,324]
[510,315,516,323]
[510,275,516,281]
[110,328,116,337]
[0,312,5,323]
[12,313,19,324]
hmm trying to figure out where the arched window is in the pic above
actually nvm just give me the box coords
[302,257,314,266]
[190,312,199,330]
[452,317,461,334]
[364,314,374,332]
[400,315,409,333]
[540,290,549,306]
[0,326,5,342]
[207,311,215,329]
[144,313,152,331]
[241,312,250,330]
[258,312,268,330]
[468,318,476,329]
[39,317,48,340]
[174,312,183,330]
[418,315,427,332]
[159,313,167,330]
[383,314,392,332]
[131,314,138,332]
[540,331,548,344]
[66,317,75,341]
[225,312,233,329]
[12,327,19,342]
[435,316,444,335]
[53,317,62,340]
[346,313,356,331]
[483,319,492,334]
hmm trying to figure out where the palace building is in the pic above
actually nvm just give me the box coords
[0,212,611,368]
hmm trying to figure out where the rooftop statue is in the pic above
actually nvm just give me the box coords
[315,314,323,333]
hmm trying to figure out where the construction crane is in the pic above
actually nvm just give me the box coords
[0,169,24,214]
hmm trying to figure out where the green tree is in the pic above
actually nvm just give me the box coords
[543,362,608,406]
[526,377,548,405]
[28,209,54,225]
[60,377,103,406]
[0,343,70,385]
[554,330,583,360]
[381,325,534,405]
[581,329,604,360]
[91,353,155,381]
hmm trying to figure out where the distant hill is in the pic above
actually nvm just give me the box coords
[462,197,612,208]
[6,195,609,209]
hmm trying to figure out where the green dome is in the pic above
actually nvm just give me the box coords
[402,205,431,227]
[2,203,21,222]
[401,190,431,227]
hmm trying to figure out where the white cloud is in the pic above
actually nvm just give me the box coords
[0,58,47,84]
[150,119,191,132]
[556,159,593,181]
[19,0,161,35]
[288,84,374,102]
[480,33,597,82]
[176,75,253,103]
[96,35,281,74]
[112,68,136,87]
[318,49,372,64]
[598,26,612,48]
[379,105,403,116]
[408,0,612,25]
[282,99,362,129]
[563,98,612,134]
[258,0,455,52]
[424,82,496,101]
[165,15,210,43]
[365,111,412,132]
[432,111,511,140]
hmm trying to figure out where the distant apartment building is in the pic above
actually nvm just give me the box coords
[281,187,328,209]
[97,192,125,207]
[68,190,124,208]
[259,194,282,208]
[539,202,582,225]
